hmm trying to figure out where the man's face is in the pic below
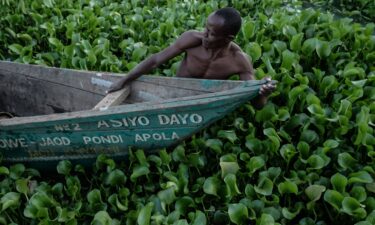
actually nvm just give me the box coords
[202,13,232,49]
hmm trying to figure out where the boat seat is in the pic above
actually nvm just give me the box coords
[93,85,130,111]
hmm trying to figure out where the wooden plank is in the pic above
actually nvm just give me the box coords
[93,85,130,110]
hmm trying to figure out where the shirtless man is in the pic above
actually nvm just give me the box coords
[109,7,275,108]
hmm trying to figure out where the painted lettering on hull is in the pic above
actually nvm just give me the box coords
[83,135,124,145]
[158,114,203,125]
[135,132,180,142]
[0,138,28,149]
[39,137,71,146]
[97,116,150,128]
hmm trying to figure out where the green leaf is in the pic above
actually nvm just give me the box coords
[203,177,221,196]
[137,202,154,225]
[351,186,367,203]
[191,210,207,225]
[282,203,303,220]
[354,107,371,145]
[16,178,29,196]
[8,44,23,55]
[342,197,367,218]
[307,104,324,115]
[343,67,365,79]
[254,176,273,196]
[158,187,176,205]
[338,153,358,170]
[297,141,310,160]
[288,85,308,110]
[302,38,318,56]
[331,173,348,193]
[305,185,326,201]
[307,154,325,170]
[228,203,248,225]
[366,183,375,193]
[172,219,188,225]
[105,169,127,186]
[278,181,298,195]
[0,167,9,175]
[324,190,344,210]
[365,210,375,224]
[256,104,277,123]
[172,145,185,162]
[321,75,338,96]
[130,165,150,182]
[290,33,304,51]
[205,139,223,154]
[87,189,103,205]
[218,130,238,143]
[280,144,297,164]
[132,46,147,61]
[57,160,72,175]
[56,206,75,222]
[339,99,352,118]
[220,154,239,178]
[245,42,262,61]
[259,213,275,225]
[282,25,297,38]
[48,37,63,47]
[281,49,297,70]
[273,40,287,54]
[43,0,54,8]
[316,40,331,58]
[323,139,339,149]
[349,171,374,184]
[159,149,171,165]
[9,164,25,180]
[247,156,265,175]
[91,211,113,225]
[224,174,241,198]
[175,197,194,215]
[1,192,20,211]
[242,20,256,39]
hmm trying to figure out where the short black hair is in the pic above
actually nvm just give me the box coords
[214,7,242,36]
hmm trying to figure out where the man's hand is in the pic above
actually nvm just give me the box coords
[259,77,276,97]
[107,78,127,93]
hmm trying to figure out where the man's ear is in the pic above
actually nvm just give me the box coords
[226,35,235,42]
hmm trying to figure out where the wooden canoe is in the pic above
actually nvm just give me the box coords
[0,61,272,167]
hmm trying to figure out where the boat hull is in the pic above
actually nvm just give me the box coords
[0,61,267,167]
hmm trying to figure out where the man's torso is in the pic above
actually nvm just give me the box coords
[176,31,246,79]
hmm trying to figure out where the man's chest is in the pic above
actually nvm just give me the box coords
[183,49,239,78]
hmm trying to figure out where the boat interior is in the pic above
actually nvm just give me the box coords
[0,61,243,118]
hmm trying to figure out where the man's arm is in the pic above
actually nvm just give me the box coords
[108,31,201,93]
[237,52,275,109]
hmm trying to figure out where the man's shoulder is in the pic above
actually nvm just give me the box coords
[175,30,203,49]
[229,42,245,54]
[181,30,203,38]
[230,43,249,62]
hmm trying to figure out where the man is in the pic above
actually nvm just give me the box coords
[109,7,275,108]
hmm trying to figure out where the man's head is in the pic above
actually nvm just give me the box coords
[202,7,242,49]
[214,7,242,36]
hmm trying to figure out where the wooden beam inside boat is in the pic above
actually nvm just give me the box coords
[93,85,130,110]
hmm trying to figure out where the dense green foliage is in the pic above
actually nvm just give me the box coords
[305,0,375,23]
[0,0,374,224]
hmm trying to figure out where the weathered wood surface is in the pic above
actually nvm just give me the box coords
[0,61,272,167]
[93,85,130,110]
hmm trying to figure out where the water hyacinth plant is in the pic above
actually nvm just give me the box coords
[0,0,374,224]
